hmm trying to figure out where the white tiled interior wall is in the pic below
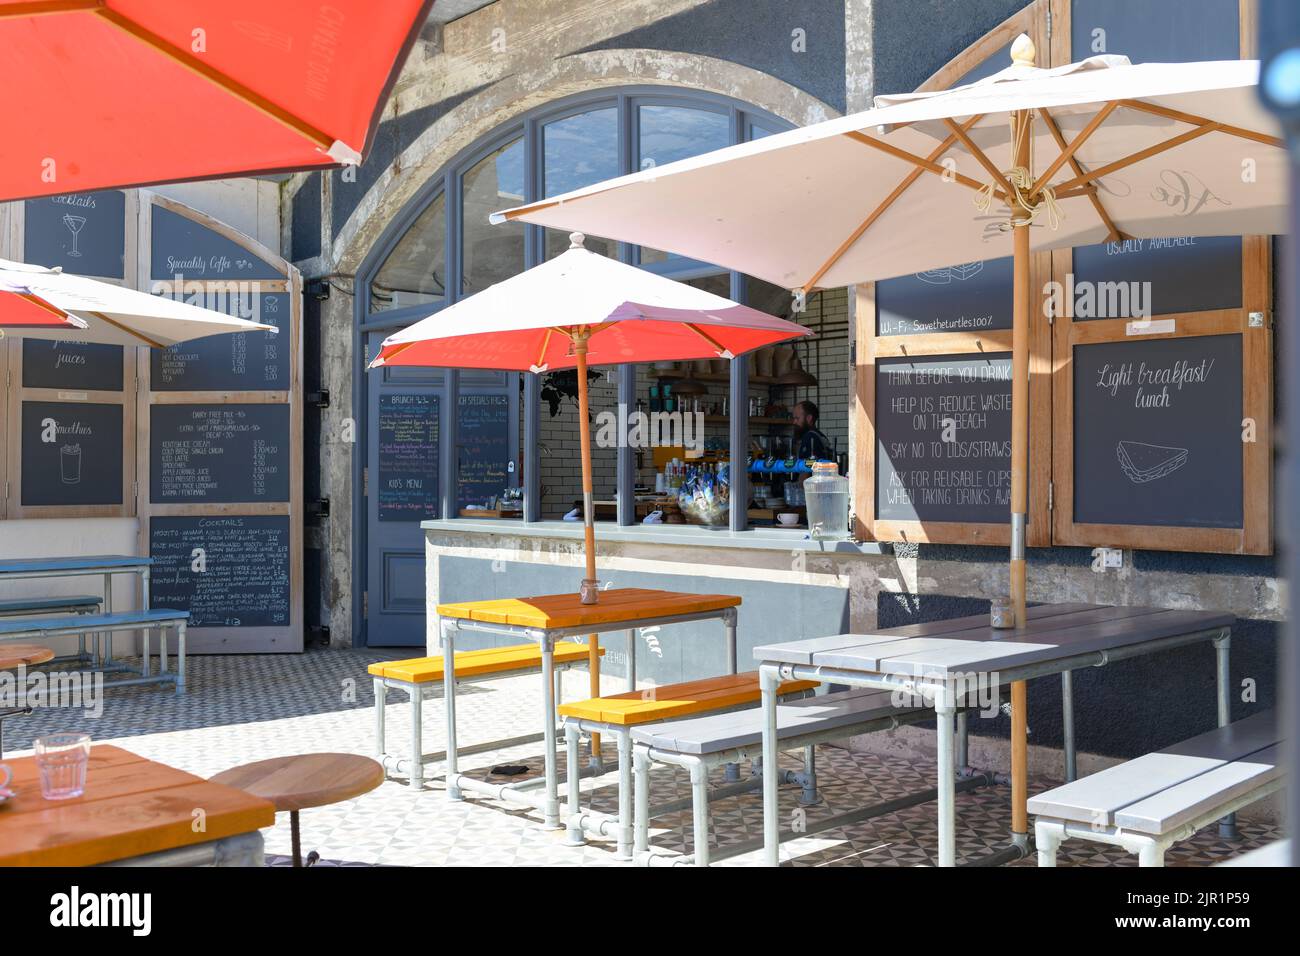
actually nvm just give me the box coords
[529,288,851,518]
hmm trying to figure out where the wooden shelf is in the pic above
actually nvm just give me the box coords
[702,415,792,426]
[652,369,787,386]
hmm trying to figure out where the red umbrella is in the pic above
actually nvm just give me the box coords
[0,276,87,331]
[0,0,433,201]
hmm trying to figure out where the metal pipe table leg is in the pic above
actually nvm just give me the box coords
[690,761,710,867]
[956,710,969,772]
[1215,631,1238,838]
[1062,669,1077,782]
[633,745,651,856]
[565,723,585,846]
[626,629,636,691]
[935,684,957,867]
[760,664,780,866]
[290,810,303,867]
[441,618,456,798]
[374,677,387,767]
[541,634,561,829]
[799,745,819,805]
[617,729,633,860]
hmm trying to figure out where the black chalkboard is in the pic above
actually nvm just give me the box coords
[1068,0,1242,320]
[876,354,1013,524]
[22,339,124,392]
[877,257,1013,335]
[150,404,290,504]
[378,393,439,521]
[150,290,289,390]
[150,205,282,281]
[21,401,123,506]
[24,191,126,279]
[149,515,290,628]
[458,394,510,508]
[1073,334,1243,528]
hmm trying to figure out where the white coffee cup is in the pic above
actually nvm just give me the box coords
[777,512,799,526]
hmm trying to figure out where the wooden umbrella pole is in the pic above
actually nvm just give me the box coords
[1007,41,1034,845]
[573,331,602,759]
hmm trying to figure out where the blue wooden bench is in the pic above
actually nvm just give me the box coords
[0,609,189,693]
[0,596,104,665]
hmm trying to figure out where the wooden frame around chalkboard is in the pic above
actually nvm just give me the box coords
[134,192,304,653]
[851,0,1052,545]
[1048,0,1272,555]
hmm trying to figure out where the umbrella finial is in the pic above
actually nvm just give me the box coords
[1010,33,1036,66]
[569,232,586,249]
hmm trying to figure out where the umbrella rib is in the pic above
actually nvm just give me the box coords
[1118,99,1284,148]
[842,130,1005,199]
[0,0,98,18]
[86,311,167,349]
[1029,101,1119,198]
[535,328,555,367]
[17,292,71,319]
[804,115,983,291]
[1050,122,1222,196]
[1036,106,1129,242]
[684,324,730,357]
[941,118,1016,200]
[92,7,338,154]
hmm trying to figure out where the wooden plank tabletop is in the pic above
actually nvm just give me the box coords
[437,588,741,630]
[0,745,275,867]
[755,604,1234,677]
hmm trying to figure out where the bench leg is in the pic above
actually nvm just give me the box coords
[374,678,387,770]
[565,724,585,847]
[1034,821,1061,866]
[442,619,459,800]
[616,729,633,861]
[956,710,969,774]
[1137,842,1165,867]
[142,627,151,679]
[760,664,781,867]
[633,745,651,857]
[626,628,636,691]
[160,621,168,674]
[410,684,424,792]
[800,745,819,806]
[690,761,710,867]
[1214,631,1238,839]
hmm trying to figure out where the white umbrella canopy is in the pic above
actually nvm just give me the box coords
[492,37,1291,862]
[493,52,1286,293]
[0,257,276,347]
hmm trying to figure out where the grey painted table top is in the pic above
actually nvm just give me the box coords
[754,604,1235,678]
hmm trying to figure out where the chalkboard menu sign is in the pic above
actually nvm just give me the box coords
[458,394,510,507]
[21,401,123,506]
[150,516,291,628]
[151,205,282,281]
[876,354,1013,523]
[1073,334,1243,528]
[23,190,126,279]
[22,340,124,392]
[150,403,290,504]
[877,258,1013,335]
[378,393,439,521]
[150,290,289,391]
[1072,237,1242,318]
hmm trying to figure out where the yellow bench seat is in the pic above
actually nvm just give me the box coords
[558,671,817,726]
[369,642,604,685]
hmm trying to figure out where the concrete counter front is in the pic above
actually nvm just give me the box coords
[420,519,886,687]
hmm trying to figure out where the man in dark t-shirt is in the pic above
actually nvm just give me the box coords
[793,399,832,461]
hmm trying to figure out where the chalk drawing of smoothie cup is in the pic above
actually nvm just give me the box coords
[61,444,82,484]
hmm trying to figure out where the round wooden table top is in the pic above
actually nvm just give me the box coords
[0,644,55,670]
[209,753,384,812]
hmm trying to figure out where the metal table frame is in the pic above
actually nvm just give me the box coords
[0,556,152,677]
[758,624,1232,867]
[440,604,737,830]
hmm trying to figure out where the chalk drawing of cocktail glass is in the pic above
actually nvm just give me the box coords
[60,444,82,484]
[62,214,87,257]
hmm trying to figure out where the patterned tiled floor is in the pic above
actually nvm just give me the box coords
[6,648,1279,867]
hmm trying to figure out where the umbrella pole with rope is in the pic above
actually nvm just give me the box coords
[571,326,604,760]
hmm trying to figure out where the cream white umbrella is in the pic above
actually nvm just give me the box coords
[0,257,275,347]
[492,37,1290,858]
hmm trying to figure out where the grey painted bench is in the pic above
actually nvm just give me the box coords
[0,609,189,693]
[1031,710,1282,866]
[629,688,953,866]
[0,596,105,665]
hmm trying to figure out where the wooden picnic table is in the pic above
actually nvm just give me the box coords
[0,744,275,866]
[436,587,741,829]
[755,603,1235,867]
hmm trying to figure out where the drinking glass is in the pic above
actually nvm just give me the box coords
[34,733,91,800]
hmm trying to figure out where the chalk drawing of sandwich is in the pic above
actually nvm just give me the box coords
[915,261,984,284]
[1116,440,1188,484]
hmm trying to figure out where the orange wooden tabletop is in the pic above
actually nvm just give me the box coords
[0,644,55,670]
[209,753,383,813]
[0,744,275,867]
[437,587,741,630]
